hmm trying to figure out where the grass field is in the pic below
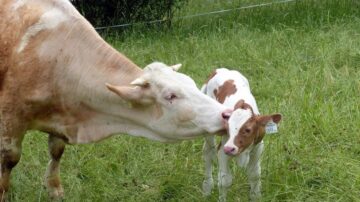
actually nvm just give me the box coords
[7,0,360,201]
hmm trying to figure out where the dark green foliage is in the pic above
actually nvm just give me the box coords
[71,0,188,28]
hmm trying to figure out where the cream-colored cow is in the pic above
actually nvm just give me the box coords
[0,0,230,200]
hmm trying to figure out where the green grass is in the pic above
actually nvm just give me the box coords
[7,0,360,201]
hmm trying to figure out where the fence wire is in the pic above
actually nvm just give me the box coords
[95,0,298,30]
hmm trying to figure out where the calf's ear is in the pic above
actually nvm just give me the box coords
[234,99,245,109]
[271,114,282,124]
[257,113,282,125]
[234,99,254,114]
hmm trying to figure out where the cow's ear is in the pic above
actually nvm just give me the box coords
[106,75,154,105]
[170,64,182,71]
[130,77,148,87]
[106,83,142,100]
[106,83,154,105]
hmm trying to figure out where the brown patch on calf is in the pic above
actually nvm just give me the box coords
[234,116,260,152]
[213,80,237,104]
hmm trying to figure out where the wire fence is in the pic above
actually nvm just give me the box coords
[95,0,298,30]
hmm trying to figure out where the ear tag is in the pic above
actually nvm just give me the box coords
[265,121,278,134]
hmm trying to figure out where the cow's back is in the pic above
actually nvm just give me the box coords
[0,0,82,124]
[1,1,38,89]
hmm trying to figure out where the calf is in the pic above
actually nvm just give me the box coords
[201,68,282,201]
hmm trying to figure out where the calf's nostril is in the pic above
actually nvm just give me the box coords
[224,146,236,154]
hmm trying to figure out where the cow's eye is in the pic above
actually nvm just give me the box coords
[245,128,251,133]
[165,93,177,102]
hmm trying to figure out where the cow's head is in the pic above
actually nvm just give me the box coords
[223,100,282,155]
[106,62,230,139]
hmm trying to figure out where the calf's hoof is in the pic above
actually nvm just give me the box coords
[250,192,261,202]
[202,178,214,196]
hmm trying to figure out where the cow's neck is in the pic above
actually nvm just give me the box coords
[35,20,163,143]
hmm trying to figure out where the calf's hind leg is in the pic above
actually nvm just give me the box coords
[44,135,66,200]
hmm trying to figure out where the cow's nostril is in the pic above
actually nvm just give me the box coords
[221,109,233,120]
[222,111,231,120]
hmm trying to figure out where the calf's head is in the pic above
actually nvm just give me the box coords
[106,62,229,138]
[223,100,282,155]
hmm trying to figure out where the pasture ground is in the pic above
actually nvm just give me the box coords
[8,0,360,201]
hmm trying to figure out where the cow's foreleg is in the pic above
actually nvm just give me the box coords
[0,135,23,201]
[202,135,216,196]
[44,135,65,200]
[246,142,264,202]
[218,136,232,202]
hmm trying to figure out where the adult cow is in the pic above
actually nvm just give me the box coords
[0,0,230,200]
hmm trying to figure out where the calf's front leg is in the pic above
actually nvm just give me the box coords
[217,136,232,202]
[202,136,216,196]
[246,142,264,201]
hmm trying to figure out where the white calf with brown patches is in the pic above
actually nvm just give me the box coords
[0,0,230,200]
[201,68,282,201]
